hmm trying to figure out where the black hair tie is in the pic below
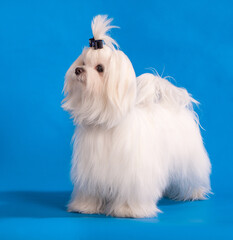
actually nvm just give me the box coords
[89,37,103,50]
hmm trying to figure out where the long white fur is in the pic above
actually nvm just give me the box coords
[91,15,119,49]
[62,15,211,218]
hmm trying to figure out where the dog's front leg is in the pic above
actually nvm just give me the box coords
[108,198,161,218]
[67,191,103,215]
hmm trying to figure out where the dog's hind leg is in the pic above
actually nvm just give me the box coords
[164,149,211,201]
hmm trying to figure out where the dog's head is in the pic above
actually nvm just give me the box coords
[62,15,136,128]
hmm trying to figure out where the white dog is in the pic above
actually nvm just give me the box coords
[62,15,211,218]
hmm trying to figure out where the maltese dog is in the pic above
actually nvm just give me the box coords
[62,15,211,218]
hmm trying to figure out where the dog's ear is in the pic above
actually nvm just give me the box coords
[105,50,136,117]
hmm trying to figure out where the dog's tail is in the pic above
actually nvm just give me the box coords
[136,73,199,120]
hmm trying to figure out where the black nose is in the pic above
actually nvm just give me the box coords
[75,67,84,75]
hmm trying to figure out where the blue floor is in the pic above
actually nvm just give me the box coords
[0,191,232,240]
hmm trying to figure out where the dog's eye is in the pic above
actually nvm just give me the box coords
[96,64,104,73]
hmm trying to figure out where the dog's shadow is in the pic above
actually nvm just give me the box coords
[0,191,183,219]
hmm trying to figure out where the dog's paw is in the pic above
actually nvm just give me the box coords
[110,203,160,218]
[67,197,102,214]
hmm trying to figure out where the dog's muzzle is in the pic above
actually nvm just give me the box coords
[75,67,85,76]
[75,67,86,84]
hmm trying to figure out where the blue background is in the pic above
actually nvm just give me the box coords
[0,0,233,239]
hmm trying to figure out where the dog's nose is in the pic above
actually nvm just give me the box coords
[75,67,84,75]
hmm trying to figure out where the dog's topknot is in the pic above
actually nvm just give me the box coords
[91,15,119,50]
